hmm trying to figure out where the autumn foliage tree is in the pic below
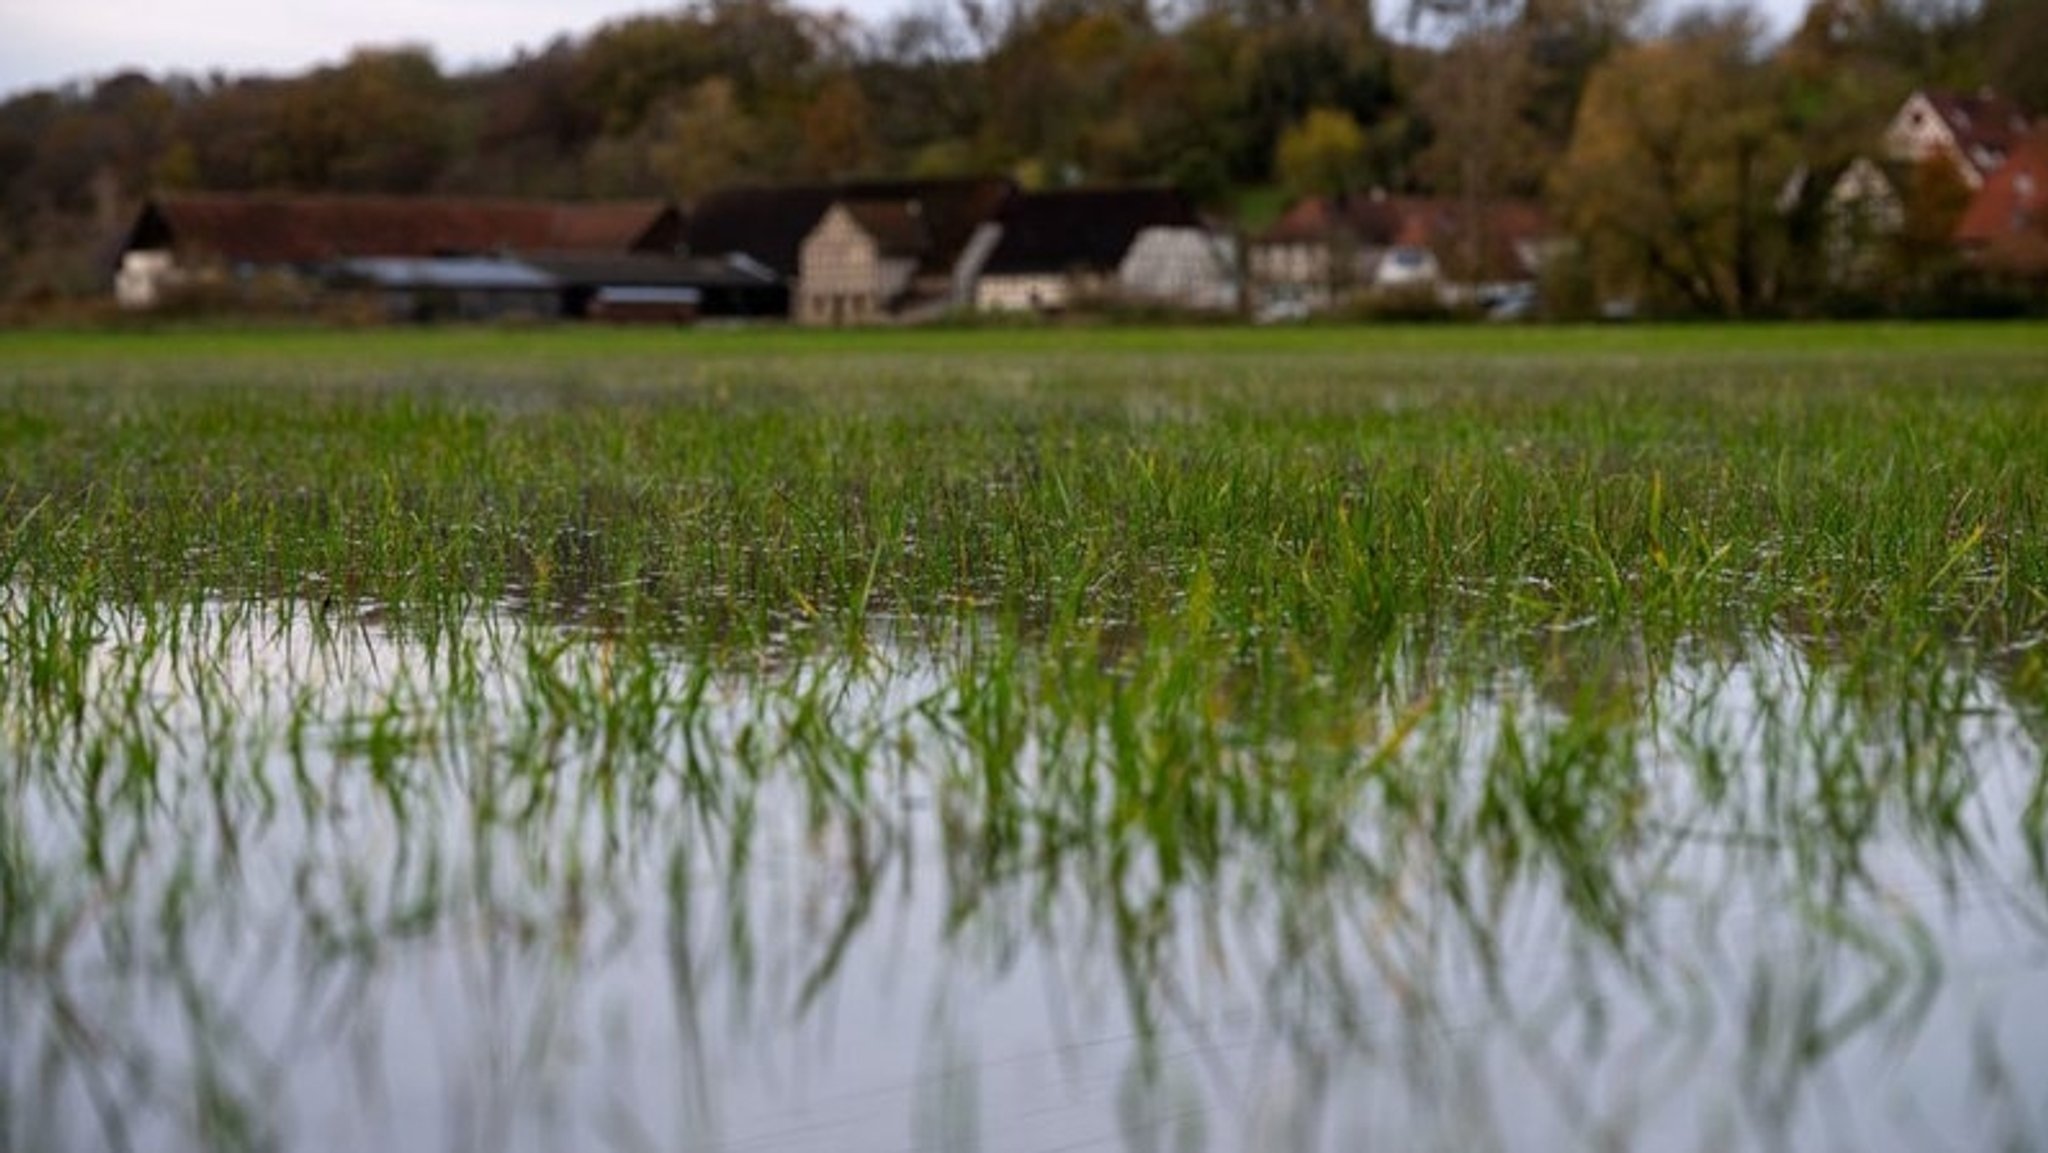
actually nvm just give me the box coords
[1552,14,1798,316]
[800,74,879,178]
[1276,107,1370,200]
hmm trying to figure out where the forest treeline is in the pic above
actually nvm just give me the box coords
[2,0,2042,316]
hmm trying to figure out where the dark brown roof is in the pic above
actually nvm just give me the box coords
[682,184,841,278]
[1956,127,2048,252]
[980,187,1202,276]
[124,194,680,264]
[1922,89,2033,176]
[842,200,932,258]
[685,177,1014,278]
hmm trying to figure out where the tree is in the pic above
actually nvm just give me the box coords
[1275,107,1369,200]
[573,14,718,135]
[1978,0,2048,114]
[1416,22,1542,283]
[1551,16,1798,316]
[1237,28,1399,183]
[856,4,991,175]
[646,78,767,200]
[1409,0,1633,204]
[1894,153,1973,286]
[800,74,879,177]
[975,0,1156,182]
[1518,0,1644,151]
[261,48,450,191]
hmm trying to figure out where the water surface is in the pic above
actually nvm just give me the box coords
[4,597,2045,1152]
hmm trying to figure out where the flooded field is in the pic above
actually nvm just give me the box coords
[4,325,2048,1151]
[6,597,2044,1152]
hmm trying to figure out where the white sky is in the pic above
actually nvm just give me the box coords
[1,0,1813,101]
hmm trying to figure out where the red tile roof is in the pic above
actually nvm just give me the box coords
[125,194,680,264]
[1955,127,2048,263]
[1259,194,1404,247]
[1260,193,1553,281]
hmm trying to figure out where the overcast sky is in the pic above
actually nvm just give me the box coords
[1,0,1812,101]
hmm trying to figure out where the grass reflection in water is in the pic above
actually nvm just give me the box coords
[3,594,2043,1153]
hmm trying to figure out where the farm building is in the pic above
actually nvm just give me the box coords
[1809,157,1910,288]
[798,200,931,324]
[330,257,562,323]
[969,187,1233,314]
[325,252,784,323]
[113,194,683,311]
[112,179,1245,323]
[680,184,843,285]
[523,252,785,320]
[685,177,1014,324]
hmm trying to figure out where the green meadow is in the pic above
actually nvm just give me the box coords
[4,323,2048,1152]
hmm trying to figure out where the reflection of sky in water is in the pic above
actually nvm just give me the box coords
[3,600,2045,1152]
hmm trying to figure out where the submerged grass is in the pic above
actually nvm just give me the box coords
[5,323,2048,659]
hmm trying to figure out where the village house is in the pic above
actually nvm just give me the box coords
[1251,194,1391,312]
[968,187,1234,314]
[686,178,1014,324]
[1883,88,2033,190]
[1251,192,1556,315]
[1804,88,2034,285]
[1817,157,1908,287]
[798,199,934,324]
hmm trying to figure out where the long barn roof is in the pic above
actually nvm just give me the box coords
[123,194,681,264]
[980,187,1202,276]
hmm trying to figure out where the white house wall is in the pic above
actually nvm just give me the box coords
[1372,245,1442,292]
[1249,239,1386,311]
[797,206,883,325]
[115,249,177,309]
[1250,242,1328,289]
[1882,93,1984,188]
[1119,227,1236,311]
[976,275,1071,312]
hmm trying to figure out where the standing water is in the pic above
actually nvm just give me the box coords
[4,595,2044,1152]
